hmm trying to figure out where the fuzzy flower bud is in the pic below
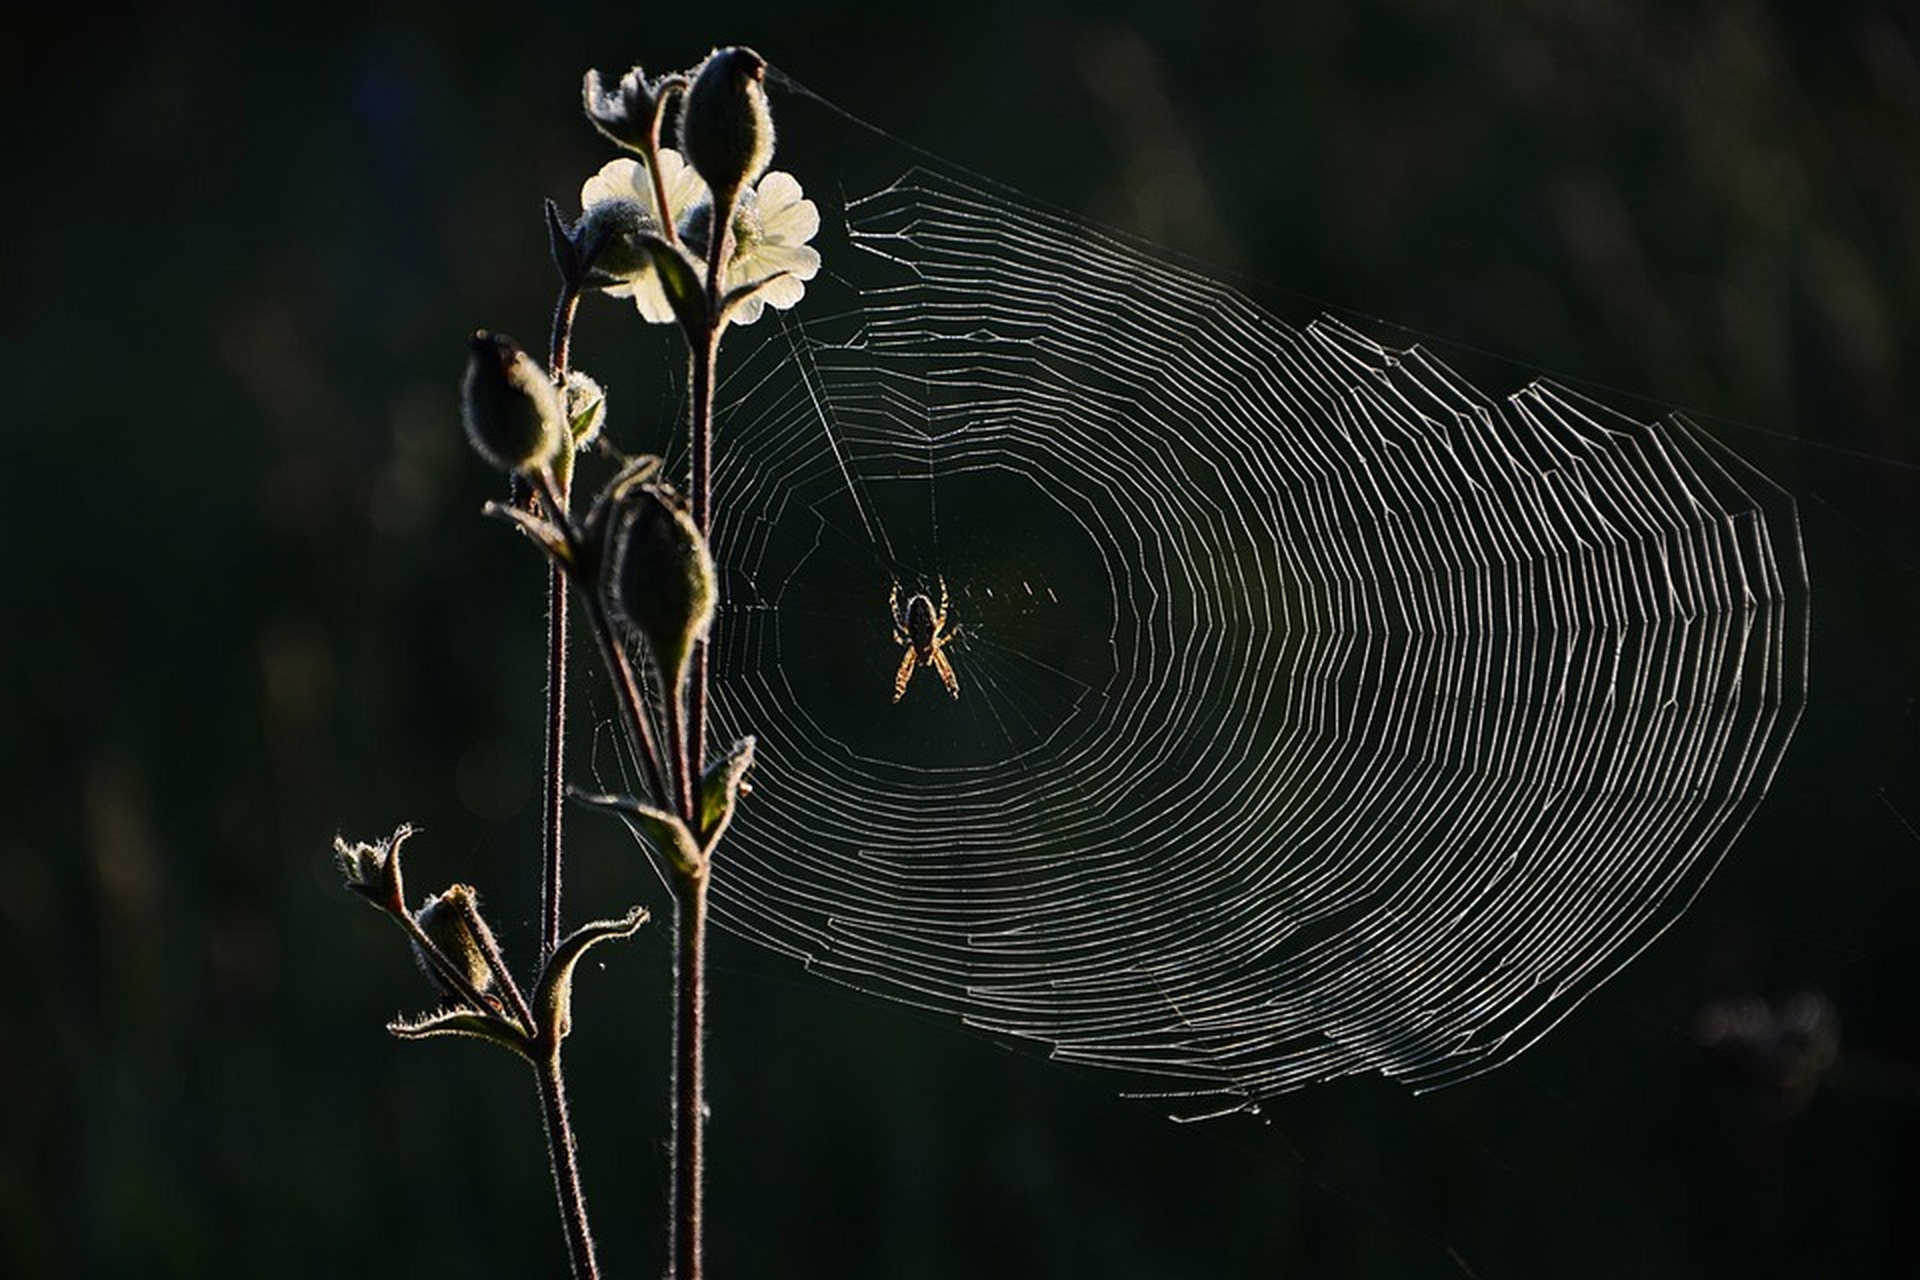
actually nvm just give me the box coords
[335,825,413,915]
[411,884,499,1007]
[569,196,659,284]
[461,331,562,474]
[583,65,665,153]
[605,483,716,692]
[679,47,773,206]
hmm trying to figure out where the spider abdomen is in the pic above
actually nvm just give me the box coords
[905,594,938,652]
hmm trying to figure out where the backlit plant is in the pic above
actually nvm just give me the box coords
[334,46,809,1280]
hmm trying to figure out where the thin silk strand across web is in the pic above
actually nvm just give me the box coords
[678,165,1805,1117]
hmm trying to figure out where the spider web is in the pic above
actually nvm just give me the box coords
[687,155,1807,1116]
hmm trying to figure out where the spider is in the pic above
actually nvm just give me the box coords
[890,578,961,702]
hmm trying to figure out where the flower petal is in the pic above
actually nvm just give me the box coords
[755,272,807,311]
[582,158,644,211]
[729,293,769,326]
[654,148,711,227]
[754,170,802,211]
[753,243,820,283]
[630,277,678,325]
[763,195,820,247]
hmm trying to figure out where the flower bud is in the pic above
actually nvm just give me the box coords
[562,370,606,451]
[335,824,413,915]
[570,197,656,283]
[412,884,498,1007]
[583,66,664,153]
[605,483,715,692]
[461,331,562,474]
[679,47,773,206]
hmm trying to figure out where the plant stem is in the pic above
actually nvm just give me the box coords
[670,870,709,1280]
[551,285,580,383]
[665,680,696,827]
[687,319,718,786]
[579,591,673,810]
[643,120,680,251]
[664,199,729,1280]
[535,1047,601,1280]
[692,234,724,538]
[539,511,570,961]
[541,285,582,961]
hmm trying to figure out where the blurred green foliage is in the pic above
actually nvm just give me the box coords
[4,1,1915,1276]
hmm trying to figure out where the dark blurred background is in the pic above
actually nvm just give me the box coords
[5,0,1916,1276]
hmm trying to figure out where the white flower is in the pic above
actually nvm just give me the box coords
[579,148,820,327]
[707,170,822,325]
[580,150,710,325]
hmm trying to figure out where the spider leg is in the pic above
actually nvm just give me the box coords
[890,583,904,631]
[931,647,961,699]
[892,647,918,702]
[937,576,949,618]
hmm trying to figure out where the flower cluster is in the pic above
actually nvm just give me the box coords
[579,148,820,327]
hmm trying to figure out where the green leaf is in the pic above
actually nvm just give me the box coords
[571,788,704,877]
[388,1008,534,1060]
[531,907,650,1050]
[637,233,710,333]
[698,735,756,850]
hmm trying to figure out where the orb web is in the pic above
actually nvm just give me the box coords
[692,162,1807,1116]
